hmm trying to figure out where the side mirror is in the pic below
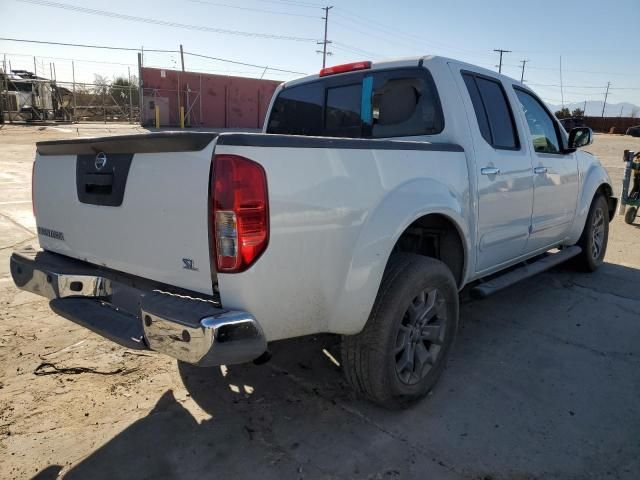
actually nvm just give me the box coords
[568,127,593,149]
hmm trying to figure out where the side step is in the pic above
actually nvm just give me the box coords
[470,246,582,299]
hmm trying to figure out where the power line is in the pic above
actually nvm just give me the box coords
[184,51,307,75]
[258,0,324,8]
[15,0,318,42]
[332,14,472,58]
[0,36,175,52]
[334,8,494,59]
[144,64,293,76]
[527,82,603,89]
[186,0,320,18]
[501,62,637,77]
[0,39,308,78]
[526,81,640,91]
[0,51,137,67]
[331,14,428,53]
[332,42,381,59]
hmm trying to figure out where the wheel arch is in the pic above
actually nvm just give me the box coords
[390,213,467,288]
[595,182,616,221]
[567,157,615,245]
[329,177,471,335]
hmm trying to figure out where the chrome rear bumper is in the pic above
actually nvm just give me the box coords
[10,248,266,366]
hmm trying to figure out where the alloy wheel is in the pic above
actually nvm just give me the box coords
[591,207,605,260]
[394,288,447,385]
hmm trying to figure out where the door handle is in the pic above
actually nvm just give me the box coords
[534,166,548,174]
[480,167,501,176]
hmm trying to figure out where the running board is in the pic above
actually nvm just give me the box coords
[470,246,582,299]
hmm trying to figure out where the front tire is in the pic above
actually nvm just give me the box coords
[624,206,637,225]
[575,194,609,271]
[341,254,459,409]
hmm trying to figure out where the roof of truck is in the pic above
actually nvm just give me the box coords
[282,55,523,89]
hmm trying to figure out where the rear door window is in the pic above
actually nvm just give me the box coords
[462,74,491,144]
[325,84,362,137]
[462,72,519,149]
[267,67,444,138]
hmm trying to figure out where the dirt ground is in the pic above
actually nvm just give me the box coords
[1,124,639,480]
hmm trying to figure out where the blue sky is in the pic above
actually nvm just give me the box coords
[1,0,639,109]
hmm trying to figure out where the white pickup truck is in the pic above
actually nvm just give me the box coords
[11,56,616,408]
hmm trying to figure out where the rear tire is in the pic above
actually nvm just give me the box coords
[341,254,459,409]
[624,206,637,225]
[575,194,609,272]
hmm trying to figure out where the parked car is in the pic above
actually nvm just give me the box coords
[11,56,617,408]
[626,125,640,137]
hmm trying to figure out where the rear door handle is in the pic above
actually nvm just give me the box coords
[480,167,501,176]
[534,166,548,174]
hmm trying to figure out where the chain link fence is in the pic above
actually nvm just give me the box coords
[1,73,140,124]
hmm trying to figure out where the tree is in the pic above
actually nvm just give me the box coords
[571,108,584,117]
[109,76,139,106]
[632,106,640,119]
[92,74,109,96]
[554,107,571,119]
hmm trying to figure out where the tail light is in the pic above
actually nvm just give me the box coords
[31,160,36,218]
[212,154,269,272]
[319,61,371,77]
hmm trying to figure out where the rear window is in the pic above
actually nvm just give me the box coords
[461,72,519,150]
[267,67,444,138]
[325,84,362,136]
[264,81,324,136]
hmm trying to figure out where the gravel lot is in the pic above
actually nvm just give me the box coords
[1,124,639,480]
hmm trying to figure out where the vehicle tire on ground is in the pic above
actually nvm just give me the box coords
[341,253,459,409]
[574,193,610,271]
[624,206,637,225]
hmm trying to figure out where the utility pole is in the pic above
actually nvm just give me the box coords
[33,56,37,76]
[601,81,610,117]
[72,61,77,122]
[583,99,587,117]
[317,6,333,68]
[1,54,6,125]
[493,49,511,73]
[559,56,564,108]
[179,44,185,72]
[137,52,144,126]
[519,59,528,82]
[128,66,133,124]
[4,54,12,124]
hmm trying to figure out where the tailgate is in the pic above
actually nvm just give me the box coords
[34,133,218,295]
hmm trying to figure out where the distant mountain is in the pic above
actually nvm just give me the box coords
[545,100,640,118]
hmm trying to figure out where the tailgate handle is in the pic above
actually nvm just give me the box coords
[83,173,113,195]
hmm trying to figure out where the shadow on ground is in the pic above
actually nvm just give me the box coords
[33,263,640,480]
